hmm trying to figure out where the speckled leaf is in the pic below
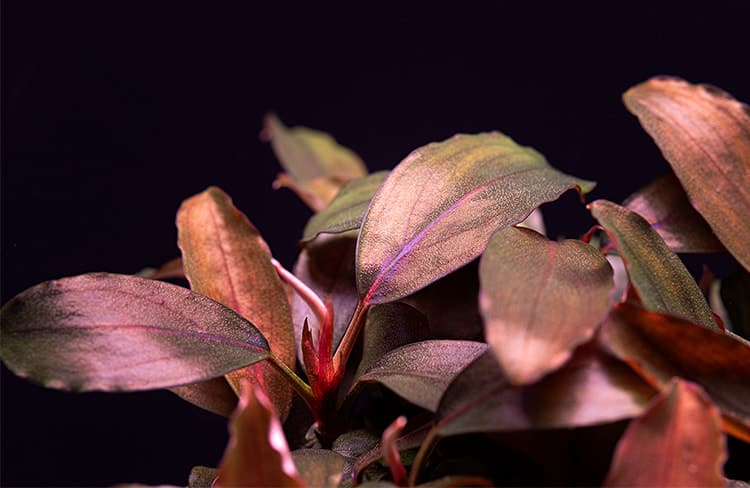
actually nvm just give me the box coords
[600,303,750,441]
[215,382,304,488]
[0,273,270,391]
[590,199,717,330]
[604,379,726,487]
[263,113,367,211]
[624,77,750,271]
[169,377,237,417]
[302,171,389,242]
[357,133,595,304]
[624,172,724,253]
[177,186,296,420]
[356,340,488,411]
[292,449,346,488]
[188,466,217,488]
[291,234,359,368]
[480,227,613,385]
[435,341,655,437]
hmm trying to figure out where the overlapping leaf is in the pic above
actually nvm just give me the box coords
[355,340,488,411]
[590,199,718,329]
[357,132,595,304]
[169,377,238,417]
[177,186,296,419]
[435,341,655,437]
[623,77,750,271]
[479,227,613,385]
[0,273,270,391]
[604,379,726,487]
[263,113,368,211]
[302,171,389,242]
[599,303,750,441]
[623,172,724,253]
[292,449,346,488]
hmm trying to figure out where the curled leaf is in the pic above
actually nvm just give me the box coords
[177,186,296,419]
[604,379,726,487]
[479,227,613,385]
[0,273,270,391]
[382,416,408,486]
[590,199,718,330]
[623,77,750,271]
[357,132,595,304]
[169,376,237,417]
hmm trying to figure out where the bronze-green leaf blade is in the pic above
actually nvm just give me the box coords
[623,77,750,271]
[357,132,595,304]
[0,273,270,391]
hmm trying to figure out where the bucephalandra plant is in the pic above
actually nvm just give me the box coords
[2,76,749,487]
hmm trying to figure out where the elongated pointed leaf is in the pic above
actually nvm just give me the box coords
[435,341,655,437]
[354,423,431,480]
[590,199,718,330]
[480,227,613,385]
[624,172,724,253]
[263,113,367,211]
[302,171,389,242]
[604,379,726,487]
[169,377,237,417]
[0,273,270,391]
[357,133,595,304]
[292,449,346,488]
[177,186,296,419]
[215,382,304,488]
[356,340,487,411]
[623,77,750,270]
[600,303,750,441]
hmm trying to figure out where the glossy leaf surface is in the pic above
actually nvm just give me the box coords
[590,199,717,329]
[302,171,389,242]
[263,113,367,211]
[215,382,304,488]
[357,133,595,304]
[624,172,724,253]
[169,377,237,417]
[436,341,654,437]
[480,227,613,384]
[600,303,750,440]
[292,449,346,488]
[356,340,487,411]
[177,186,295,419]
[604,379,726,487]
[624,77,750,270]
[0,273,270,391]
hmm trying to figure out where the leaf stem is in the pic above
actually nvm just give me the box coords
[267,353,315,411]
[271,258,330,328]
[408,425,440,486]
[331,299,369,374]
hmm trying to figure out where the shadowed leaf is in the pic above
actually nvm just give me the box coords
[623,77,750,271]
[302,171,389,242]
[624,172,724,253]
[356,340,487,411]
[604,379,726,487]
[263,113,367,211]
[0,273,270,391]
[435,341,654,437]
[292,449,346,488]
[355,422,431,480]
[357,132,595,304]
[382,416,408,486]
[600,302,750,440]
[480,227,613,385]
[177,186,296,420]
[590,199,717,330]
[719,269,750,339]
[137,257,185,280]
[188,466,217,488]
[169,377,237,417]
[215,382,304,488]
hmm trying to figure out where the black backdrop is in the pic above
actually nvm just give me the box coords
[2,1,749,486]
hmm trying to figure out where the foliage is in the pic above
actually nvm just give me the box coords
[2,76,749,487]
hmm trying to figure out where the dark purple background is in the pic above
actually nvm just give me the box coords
[2,1,749,485]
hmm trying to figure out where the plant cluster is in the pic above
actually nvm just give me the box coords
[2,76,749,487]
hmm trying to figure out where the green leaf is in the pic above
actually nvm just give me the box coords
[623,77,750,271]
[0,273,270,391]
[435,341,654,437]
[604,379,726,487]
[263,113,368,211]
[480,227,613,385]
[292,449,347,488]
[357,132,595,304]
[177,186,296,420]
[590,199,718,330]
[623,172,724,253]
[599,303,750,442]
[302,171,389,242]
[169,377,238,417]
[356,340,487,411]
